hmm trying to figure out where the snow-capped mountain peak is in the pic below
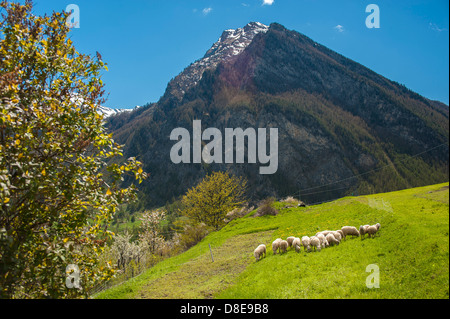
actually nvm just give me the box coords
[205,22,269,59]
[165,22,269,100]
[98,105,140,118]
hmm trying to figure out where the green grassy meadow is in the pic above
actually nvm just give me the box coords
[96,183,449,299]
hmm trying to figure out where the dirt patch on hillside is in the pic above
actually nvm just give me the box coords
[136,230,274,299]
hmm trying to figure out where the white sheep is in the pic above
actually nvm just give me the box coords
[375,223,381,231]
[337,229,345,240]
[254,244,266,261]
[331,231,342,242]
[301,236,311,252]
[292,237,301,253]
[316,233,328,248]
[316,230,333,237]
[286,236,295,248]
[279,240,288,254]
[326,233,339,246]
[316,232,325,241]
[323,236,329,248]
[366,225,378,238]
[310,236,321,252]
[359,225,370,239]
[272,238,282,254]
[341,226,360,239]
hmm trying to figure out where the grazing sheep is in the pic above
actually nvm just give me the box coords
[317,230,333,237]
[301,236,311,252]
[254,244,266,261]
[310,236,322,252]
[359,225,365,238]
[341,226,360,239]
[286,236,295,248]
[292,237,301,253]
[331,231,342,242]
[272,238,282,254]
[326,233,339,246]
[279,240,288,254]
[337,230,345,240]
[360,225,370,239]
[323,237,329,248]
[366,225,378,238]
[316,233,328,248]
[316,232,325,241]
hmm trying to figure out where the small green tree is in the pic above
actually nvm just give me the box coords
[0,1,147,298]
[182,172,247,230]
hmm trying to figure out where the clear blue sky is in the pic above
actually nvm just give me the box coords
[26,0,449,108]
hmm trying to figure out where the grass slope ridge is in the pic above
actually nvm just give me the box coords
[96,183,449,299]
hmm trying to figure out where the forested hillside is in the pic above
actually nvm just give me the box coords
[107,23,449,210]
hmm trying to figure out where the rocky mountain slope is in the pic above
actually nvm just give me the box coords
[106,22,449,209]
[164,22,269,101]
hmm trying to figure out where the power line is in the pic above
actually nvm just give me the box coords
[292,142,449,200]
[298,185,355,197]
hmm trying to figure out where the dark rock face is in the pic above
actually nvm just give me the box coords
[107,22,449,208]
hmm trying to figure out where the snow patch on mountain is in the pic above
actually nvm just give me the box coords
[98,105,140,118]
[166,22,269,100]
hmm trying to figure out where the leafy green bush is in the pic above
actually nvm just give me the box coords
[0,1,147,298]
